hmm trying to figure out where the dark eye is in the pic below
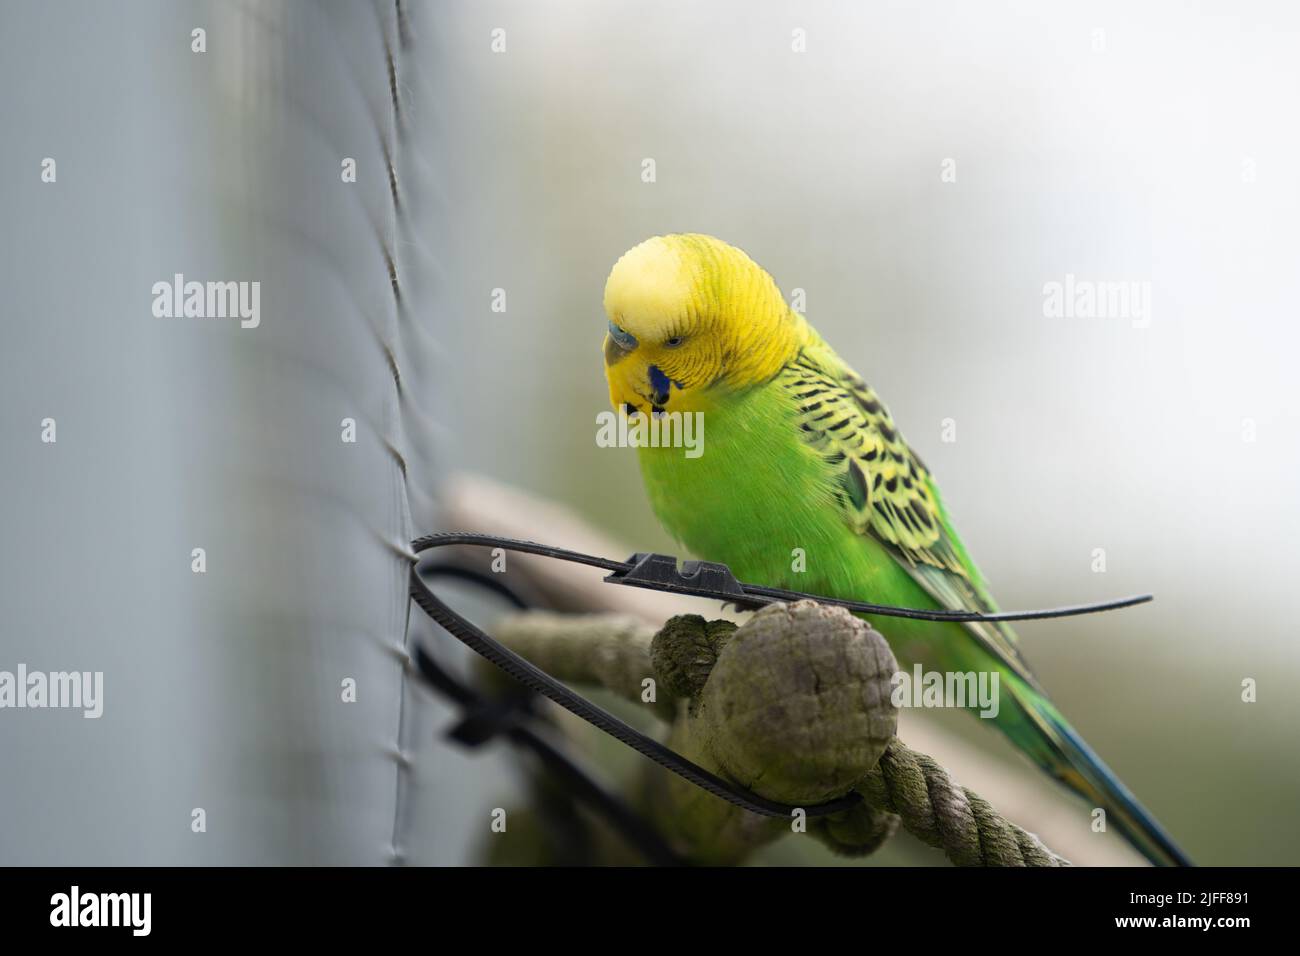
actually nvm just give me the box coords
[665,336,685,348]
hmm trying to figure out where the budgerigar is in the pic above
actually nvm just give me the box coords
[601,233,1188,867]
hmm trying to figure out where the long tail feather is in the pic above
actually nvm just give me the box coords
[1010,684,1192,867]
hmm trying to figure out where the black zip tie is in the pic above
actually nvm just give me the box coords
[411,537,860,818]
[409,531,1154,821]
[412,642,682,865]
[413,565,684,863]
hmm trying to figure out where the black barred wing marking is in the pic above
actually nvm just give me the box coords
[782,350,963,574]
[781,345,1040,686]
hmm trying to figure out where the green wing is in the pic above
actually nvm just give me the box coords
[779,341,1041,688]
[775,343,1192,866]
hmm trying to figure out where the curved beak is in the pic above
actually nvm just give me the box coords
[604,321,675,414]
[603,332,633,367]
[604,343,642,413]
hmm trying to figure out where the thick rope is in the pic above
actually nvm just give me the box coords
[491,603,1071,866]
[860,739,1069,866]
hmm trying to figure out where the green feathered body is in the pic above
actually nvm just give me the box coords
[636,335,1187,866]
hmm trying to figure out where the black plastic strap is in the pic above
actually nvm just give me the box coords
[409,531,1154,821]
[412,643,683,865]
[409,537,861,819]
[446,697,530,747]
[606,549,1154,621]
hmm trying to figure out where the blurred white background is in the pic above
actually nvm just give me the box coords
[430,0,1300,864]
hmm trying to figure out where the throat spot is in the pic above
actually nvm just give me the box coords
[648,364,683,405]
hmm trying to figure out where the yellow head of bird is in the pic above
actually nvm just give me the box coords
[601,234,806,415]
